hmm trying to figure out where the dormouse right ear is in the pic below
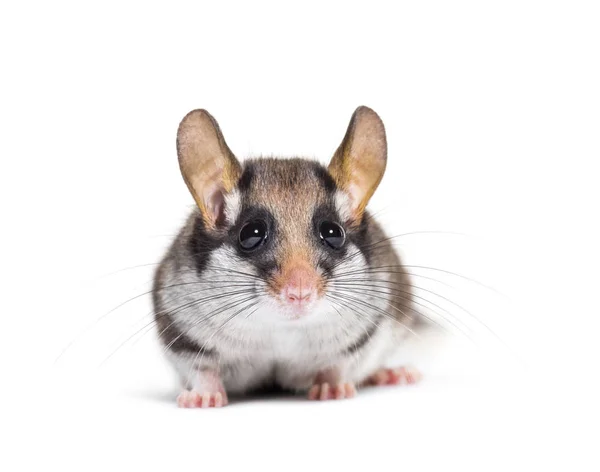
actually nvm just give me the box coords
[328,106,388,222]
[176,109,242,229]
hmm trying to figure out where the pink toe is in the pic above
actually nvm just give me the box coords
[187,391,197,407]
[214,392,223,408]
[177,393,186,408]
[319,383,330,401]
[200,392,210,408]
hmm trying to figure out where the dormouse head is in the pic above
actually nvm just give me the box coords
[176,107,387,321]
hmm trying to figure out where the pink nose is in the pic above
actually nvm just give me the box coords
[283,267,316,306]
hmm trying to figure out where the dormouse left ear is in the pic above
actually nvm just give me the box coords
[328,106,387,221]
[176,109,242,229]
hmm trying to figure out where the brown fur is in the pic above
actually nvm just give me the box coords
[241,158,332,290]
[151,106,425,401]
[170,107,414,331]
[267,256,326,298]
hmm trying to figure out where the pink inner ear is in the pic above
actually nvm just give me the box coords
[346,182,365,212]
[203,183,226,226]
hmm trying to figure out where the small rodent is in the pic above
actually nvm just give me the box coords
[153,106,425,407]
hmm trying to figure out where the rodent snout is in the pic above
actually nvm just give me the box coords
[281,266,319,308]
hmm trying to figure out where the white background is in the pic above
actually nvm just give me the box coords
[1,1,599,470]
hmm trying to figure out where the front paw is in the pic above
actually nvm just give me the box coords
[307,382,356,401]
[177,390,228,408]
[365,367,422,386]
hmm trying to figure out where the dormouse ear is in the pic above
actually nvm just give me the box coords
[176,109,242,228]
[328,106,387,221]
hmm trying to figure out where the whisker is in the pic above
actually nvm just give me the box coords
[53,278,262,364]
[403,265,506,297]
[328,230,467,272]
[332,280,499,343]
[326,292,419,338]
[328,295,410,343]
[325,297,353,338]
[328,290,473,345]
[327,293,421,343]
[329,276,452,293]
[163,295,259,353]
[329,284,473,339]
[99,291,259,367]
[130,286,266,346]
[330,264,504,297]
[188,299,261,380]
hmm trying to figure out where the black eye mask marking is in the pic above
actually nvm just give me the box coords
[348,215,372,265]
[312,203,374,278]
[312,204,347,253]
[188,215,225,276]
[237,163,255,192]
[229,206,279,279]
[311,204,348,279]
[319,221,345,249]
[239,220,268,251]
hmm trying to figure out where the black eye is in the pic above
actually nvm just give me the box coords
[319,221,345,249]
[239,220,268,251]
